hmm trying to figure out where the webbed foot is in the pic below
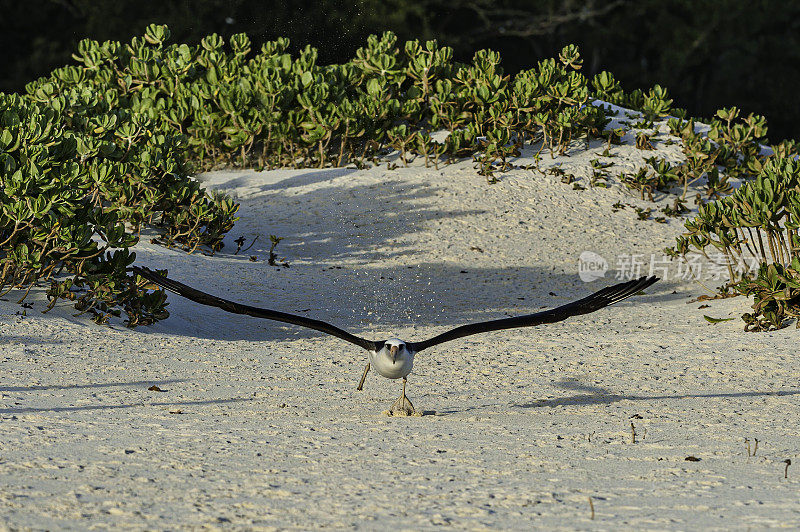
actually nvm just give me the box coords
[389,394,416,416]
[386,377,418,416]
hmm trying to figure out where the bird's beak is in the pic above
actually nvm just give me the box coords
[389,345,398,363]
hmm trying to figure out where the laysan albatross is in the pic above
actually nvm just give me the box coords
[132,266,657,415]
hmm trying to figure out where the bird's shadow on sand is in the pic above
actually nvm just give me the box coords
[515,389,800,409]
[434,378,800,415]
[513,378,800,409]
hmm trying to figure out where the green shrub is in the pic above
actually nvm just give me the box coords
[738,259,800,331]
[18,23,790,329]
[27,25,617,174]
[2,31,239,325]
[6,25,621,326]
[0,93,164,325]
[671,155,800,330]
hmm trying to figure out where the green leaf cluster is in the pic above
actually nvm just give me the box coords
[673,154,800,329]
[15,23,790,330]
[1,26,241,325]
[666,107,769,201]
[27,27,617,177]
[738,259,800,331]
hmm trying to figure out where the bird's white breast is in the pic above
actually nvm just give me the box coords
[368,348,414,379]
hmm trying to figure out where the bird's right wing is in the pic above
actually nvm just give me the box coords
[410,276,658,352]
[132,266,381,352]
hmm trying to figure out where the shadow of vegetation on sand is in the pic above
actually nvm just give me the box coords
[0,379,186,393]
[0,396,251,415]
[211,171,489,263]
[11,166,682,347]
[126,263,677,344]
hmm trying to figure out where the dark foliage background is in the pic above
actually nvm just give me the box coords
[4,0,799,142]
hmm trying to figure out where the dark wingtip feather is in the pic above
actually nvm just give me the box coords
[132,266,182,296]
[130,265,379,351]
[606,275,658,305]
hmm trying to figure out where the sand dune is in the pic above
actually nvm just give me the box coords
[2,126,799,529]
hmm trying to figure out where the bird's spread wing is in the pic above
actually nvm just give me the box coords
[409,276,658,353]
[132,266,380,351]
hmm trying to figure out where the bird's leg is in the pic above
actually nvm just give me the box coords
[357,363,370,391]
[389,377,416,416]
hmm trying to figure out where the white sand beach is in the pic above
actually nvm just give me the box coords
[1,119,799,529]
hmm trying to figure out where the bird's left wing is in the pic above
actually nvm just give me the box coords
[409,275,658,353]
[132,266,381,351]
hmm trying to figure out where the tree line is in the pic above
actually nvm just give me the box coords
[3,0,798,142]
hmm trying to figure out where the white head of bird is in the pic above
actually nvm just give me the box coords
[368,338,415,379]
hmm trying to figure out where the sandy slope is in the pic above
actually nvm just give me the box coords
[1,135,799,529]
